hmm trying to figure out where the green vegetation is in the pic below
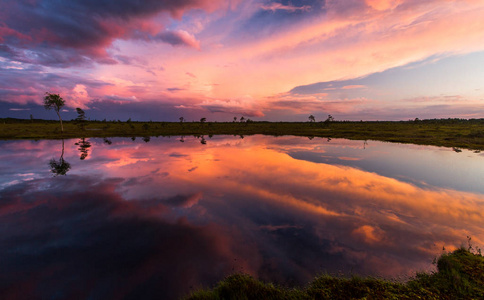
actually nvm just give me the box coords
[185,247,484,300]
[1,118,484,150]
[43,92,66,132]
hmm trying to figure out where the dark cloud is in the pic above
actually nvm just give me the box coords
[1,68,111,93]
[86,99,204,121]
[154,30,201,50]
[163,193,203,208]
[200,104,265,117]
[8,97,249,122]
[169,152,189,157]
[232,0,326,40]
[325,0,369,17]
[290,79,367,94]
[0,44,19,59]
[167,87,186,92]
[0,0,221,67]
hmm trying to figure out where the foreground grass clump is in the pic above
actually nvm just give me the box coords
[185,248,484,300]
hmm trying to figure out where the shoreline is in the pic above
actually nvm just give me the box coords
[185,247,484,299]
[1,119,484,150]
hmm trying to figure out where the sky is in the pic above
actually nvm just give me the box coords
[1,0,484,121]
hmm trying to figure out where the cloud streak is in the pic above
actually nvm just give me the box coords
[260,3,312,12]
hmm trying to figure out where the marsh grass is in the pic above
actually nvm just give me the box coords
[1,118,484,150]
[185,248,484,300]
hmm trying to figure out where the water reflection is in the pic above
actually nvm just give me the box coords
[1,136,483,299]
[75,138,91,160]
[48,139,71,176]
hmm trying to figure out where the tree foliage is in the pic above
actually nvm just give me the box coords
[44,92,66,132]
[75,108,86,130]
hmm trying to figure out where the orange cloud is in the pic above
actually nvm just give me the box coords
[152,0,484,112]
[366,0,402,11]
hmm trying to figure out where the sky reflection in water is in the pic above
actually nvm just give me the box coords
[0,136,483,299]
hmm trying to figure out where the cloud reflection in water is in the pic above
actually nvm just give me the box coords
[0,136,483,299]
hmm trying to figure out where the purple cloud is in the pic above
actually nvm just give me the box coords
[0,0,221,67]
[155,30,201,50]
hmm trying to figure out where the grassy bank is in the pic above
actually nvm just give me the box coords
[185,247,484,300]
[1,118,484,150]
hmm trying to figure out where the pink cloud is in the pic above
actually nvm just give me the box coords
[0,24,32,43]
[342,85,366,90]
[165,0,484,105]
[365,0,402,11]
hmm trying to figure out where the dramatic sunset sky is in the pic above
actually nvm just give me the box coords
[1,0,484,121]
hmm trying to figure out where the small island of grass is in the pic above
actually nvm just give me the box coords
[185,247,484,300]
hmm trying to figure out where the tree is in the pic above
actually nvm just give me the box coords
[179,117,185,123]
[200,117,206,123]
[233,116,237,122]
[308,115,315,122]
[324,114,334,125]
[240,116,245,122]
[75,108,86,130]
[76,108,85,121]
[43,92,65,132]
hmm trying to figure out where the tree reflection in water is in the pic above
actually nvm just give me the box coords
[75,138,91,160]
[49,139,71,176]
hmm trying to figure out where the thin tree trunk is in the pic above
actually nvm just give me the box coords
[61,139,65,159]
[56,110,64,132]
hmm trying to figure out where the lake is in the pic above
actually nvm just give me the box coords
[1,135,483,299]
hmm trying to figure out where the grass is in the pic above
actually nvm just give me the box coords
[1,118,484,150]
[184,247,484,300]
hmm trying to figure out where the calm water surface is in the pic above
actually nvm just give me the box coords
[1,135,483,299]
